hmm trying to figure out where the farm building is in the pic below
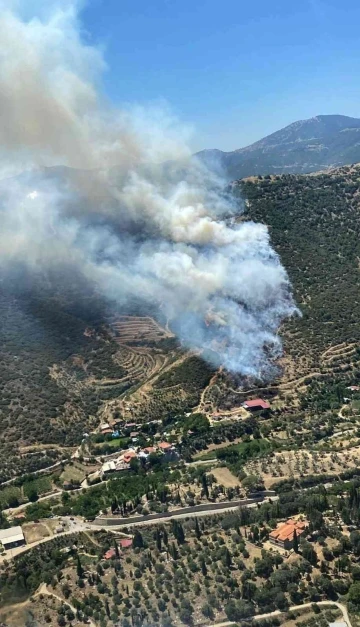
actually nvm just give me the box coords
[269,519,307,550]
[0,526,26,550]
[242,399,270,411]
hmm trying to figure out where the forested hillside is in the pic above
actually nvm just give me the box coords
[240,165,360,370]
[0,267,211,480]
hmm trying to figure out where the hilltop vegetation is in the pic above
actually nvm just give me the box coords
[240,165,360,369]
[0,268,213,479]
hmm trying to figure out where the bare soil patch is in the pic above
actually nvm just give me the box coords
[211,466,241,488]
[22,522,50,544]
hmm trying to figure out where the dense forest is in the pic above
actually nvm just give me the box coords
[240,166,360,368]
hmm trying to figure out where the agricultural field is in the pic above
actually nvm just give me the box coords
[59,460,98,485]
[245,446,360,488]
[111,316,174,346]
[0,475,54,509]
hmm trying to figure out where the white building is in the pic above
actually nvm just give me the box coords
[101,460,116,475]
[0,526,26,550]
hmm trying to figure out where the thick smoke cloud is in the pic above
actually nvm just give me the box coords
[0,0,298,376]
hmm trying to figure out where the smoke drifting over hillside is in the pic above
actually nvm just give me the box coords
[0,0,297,376]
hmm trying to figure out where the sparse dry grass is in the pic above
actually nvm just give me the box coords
[22,522,50,544]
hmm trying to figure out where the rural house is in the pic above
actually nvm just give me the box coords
[242,399,270,412]
[269,519,307,550]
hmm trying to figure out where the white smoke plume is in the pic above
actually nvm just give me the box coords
[0,0,298,376]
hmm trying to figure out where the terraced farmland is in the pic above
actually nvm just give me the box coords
[111,316,174,346]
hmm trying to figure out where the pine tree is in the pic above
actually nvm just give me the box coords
[202,474,209,499]
[133,530,144,549]
[76,555,84,579]
[177,522,185,545]
[105,599,110,618]
[195,518,201,540]
[201,557,207,577]
[114,540,120,559]
[156,529,162,551]
[225,548,232,568]
[170,542,179,560]
[293,529,299,554]
[163,527,168,546]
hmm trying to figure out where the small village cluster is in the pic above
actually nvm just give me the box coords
[100,440,177,478]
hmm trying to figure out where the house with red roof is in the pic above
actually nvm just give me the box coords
[143,446,156,455]
[158,441,173,452]
[269,519,307,550]
[123,450,137,464]
[101,428,114,436]
[104,548,117,560]
[119,538,133,549]
[242,399,270,411]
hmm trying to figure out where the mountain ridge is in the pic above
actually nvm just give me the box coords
[196,114,360,180]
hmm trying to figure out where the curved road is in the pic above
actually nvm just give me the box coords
[94,495,277,528]
[207,601,352,627]
[0,496,277,563]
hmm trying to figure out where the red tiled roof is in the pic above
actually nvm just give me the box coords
[244,399,270,409]
[143,446,156,454]
[101,428,114,434]
[104,548,116,560]
[123,450,137,463]
[158,441,172,450]
[119,538,133,548]
[269,519,307,542]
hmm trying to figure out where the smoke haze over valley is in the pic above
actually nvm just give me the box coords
[0,0,297,376]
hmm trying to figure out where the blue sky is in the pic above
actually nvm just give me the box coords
[80,0,360,152]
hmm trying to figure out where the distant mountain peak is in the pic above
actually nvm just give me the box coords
[196,114,360,180]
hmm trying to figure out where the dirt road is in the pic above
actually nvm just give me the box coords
[206,600,352,627]
[35,583,97,627]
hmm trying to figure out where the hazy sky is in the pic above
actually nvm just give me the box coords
[81,0,360,152]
